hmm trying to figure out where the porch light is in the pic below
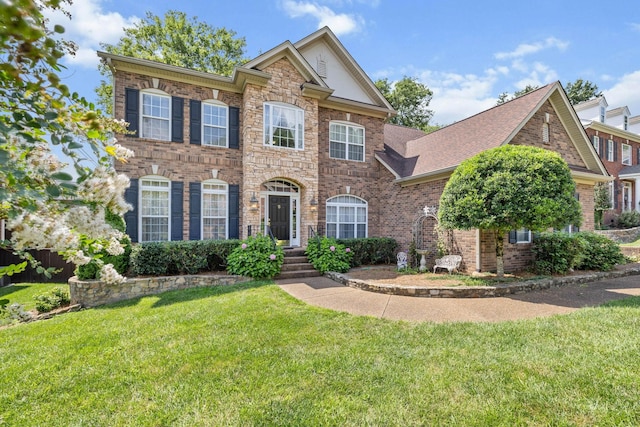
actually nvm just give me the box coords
[310,193,318,211]
[249,192,259,211]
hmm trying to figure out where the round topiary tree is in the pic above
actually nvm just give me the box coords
[438,145,582,277]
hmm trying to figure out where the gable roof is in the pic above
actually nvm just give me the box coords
[376,81,609,185]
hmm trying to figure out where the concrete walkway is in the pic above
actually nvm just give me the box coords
[277,274,640,323]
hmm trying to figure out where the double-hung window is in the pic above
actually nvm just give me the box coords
[202,181,227,240]
[141,91,171,141]
[264,102,304,149]
[592,135,600,155]
[203,102,228,147]
[622,143,631,165]
[607,140,614,162]
[326,195,367,239]
[330,122,365,161]
[140,177,170,242]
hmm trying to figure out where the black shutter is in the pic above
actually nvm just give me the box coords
[508,230,517,244]
[171,96,184,143]
[228,184,239,239]
[613,140,618,162]
[171,181,183,241]
[123,178,138,243]
[575,192,580,201]
[637,147,640,165]
[229,106,240,149]
[125,88,139,137]
[189,100,201,145]
[600,139,605,160]
[189,182,201,240]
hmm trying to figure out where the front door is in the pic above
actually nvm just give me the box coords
[269,195,290,244]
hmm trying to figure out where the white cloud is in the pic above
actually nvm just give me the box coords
[603,70,640,116]
[495,37,569,60]
[44,0,139,68]
[630,23,640,32]
[281,0,364,36]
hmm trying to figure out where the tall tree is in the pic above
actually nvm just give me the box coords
[564,79,602,105]
[438,145,582,277]
[1,0,132,283]
[96,10,247,114]
[496,85,539,105]
[375,77,437,132]
[593,182,612,229]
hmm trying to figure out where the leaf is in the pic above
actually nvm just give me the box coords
[51,172,73,181]
[86,129,101,139]
[0,148,9,164]
[46,185,61,197]
[68,141,83,149]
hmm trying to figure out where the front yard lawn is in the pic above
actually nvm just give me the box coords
[0,282,69,311]
[1,280,639,426]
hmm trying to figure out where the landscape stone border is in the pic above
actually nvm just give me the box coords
[69,274,251,308]
[327,264,640,298]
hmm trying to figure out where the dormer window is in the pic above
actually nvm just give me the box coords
[624,115,629,131]
[600,106,606,123]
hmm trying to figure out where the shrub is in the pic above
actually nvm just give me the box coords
[532,232,587,275]
[34,287,70,313]
[306,237,353,274]
[575,232,625,271]
[166,241,209,275]
[1,303,34,324]
[130,242,172,276]
[226,235,284,279]
[616,210,640,229]
[335,237,397,267]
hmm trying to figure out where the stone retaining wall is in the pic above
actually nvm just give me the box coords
[594,226,640,243]
[327,265,640,298]
[69,275,250,308]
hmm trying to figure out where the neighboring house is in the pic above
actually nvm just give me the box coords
[376,82,610,272]
[100,28,609,273]
[575,96,640,225]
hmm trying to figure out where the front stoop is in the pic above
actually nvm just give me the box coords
[276,248,320,280]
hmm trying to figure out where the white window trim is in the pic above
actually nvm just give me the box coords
[263,102,304,150]
[609,181,615,208]
[607,140,614,162]
[326,195,368,239]
[201,179,228,240]
[329,121,365,162]
[622,143,631,165]
[592,135,600,155]
[139,175,171,242]
[202,100,229,148]
[514,228,531,244]
[140,89,171,141]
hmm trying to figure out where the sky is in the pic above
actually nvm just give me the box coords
[45,0,640,126]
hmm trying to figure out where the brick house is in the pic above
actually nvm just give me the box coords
[100,28,609,273]
[574,96,640,226]
[376,82,610,272]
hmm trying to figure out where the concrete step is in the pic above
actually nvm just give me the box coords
[283,256,309,264]
[280,262,315,272]
[276,269,321,280]
[283,248,307,257]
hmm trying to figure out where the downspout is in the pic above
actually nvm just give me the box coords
[475,229,481,272]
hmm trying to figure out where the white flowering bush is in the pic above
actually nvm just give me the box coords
[0,1,133,285]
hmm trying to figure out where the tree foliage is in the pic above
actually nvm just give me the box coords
[96,10,247,114]
[593,182,612,229]
[1,0,131,283]
[496,85,539,105]
[375,76,437,132]
[564,79,602,105]
[438,145,582,276]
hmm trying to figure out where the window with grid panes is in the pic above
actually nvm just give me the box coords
[329,122,364,161]
[264,103,304,149]
[140,178,170,242]
[141,91,171,141]
[202,181,227,240]
[202,103,228,147]
[326,195,367,239]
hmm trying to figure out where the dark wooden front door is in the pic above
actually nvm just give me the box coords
[269,195,290,242]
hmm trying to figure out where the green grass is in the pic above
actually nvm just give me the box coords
[2,281,640,426]
[0,282,69,311]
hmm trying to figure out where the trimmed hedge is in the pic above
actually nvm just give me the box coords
[533,231,624,274]
[130,240,241,276]
[335,237,397,267]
